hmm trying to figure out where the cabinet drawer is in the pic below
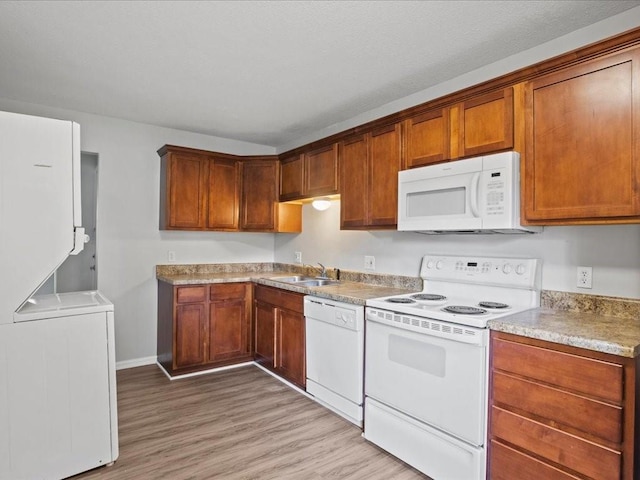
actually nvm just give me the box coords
[254,285,303,313]
[492,336,623,404]
[210,283,247,301]
[491,406,621,480]
[176,285,207,304]
[493,371,622,443]
[255,284,280,305]
[490,440,582,480]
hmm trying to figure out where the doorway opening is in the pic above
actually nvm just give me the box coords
[55,152,99,292]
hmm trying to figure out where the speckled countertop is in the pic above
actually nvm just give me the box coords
[156,262,420,305]
[156,263,640,357]
[489,291,640,358]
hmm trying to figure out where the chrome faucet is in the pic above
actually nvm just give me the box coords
[317,262,328,279]
[304,263,329,279]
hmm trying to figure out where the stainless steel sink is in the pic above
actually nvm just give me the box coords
[295,279,340,287]
[270,275,316,283]
[270,275,340,287]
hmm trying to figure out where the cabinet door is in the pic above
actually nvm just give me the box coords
[305,143,339,197]
[174,303,207,368]
[279,154,304,201]
[404,108,449,168]
[208,283,250,362]
[339,135,368,229]
[524,50,640,222]
[165,152,208,229]
[368,123,403,228]
[254,300,276,368]
[457,87,514,158]
[208,157,239,230]
[240,159,277,231]
[276,308,306,388]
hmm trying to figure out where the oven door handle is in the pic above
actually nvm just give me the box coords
[469,172,481,218]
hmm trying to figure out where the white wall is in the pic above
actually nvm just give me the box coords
[275,203,640,299]
[0,98,278,367]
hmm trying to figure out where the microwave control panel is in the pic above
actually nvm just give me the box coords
[483,168,507,216]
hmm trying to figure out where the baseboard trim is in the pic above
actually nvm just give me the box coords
[116,356,156,371]
[120,359,312,402]
[156,361,255,381]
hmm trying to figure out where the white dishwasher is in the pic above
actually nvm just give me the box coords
[304,296,364,427]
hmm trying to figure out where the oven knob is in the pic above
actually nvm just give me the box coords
[502,263,512,274]
[516,264,526,275]
[426,260,435,269]
[436,261,444,270]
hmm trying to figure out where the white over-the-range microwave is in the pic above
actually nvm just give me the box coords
[397,151,542,234]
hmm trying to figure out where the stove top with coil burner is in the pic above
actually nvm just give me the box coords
[366,255,540,328]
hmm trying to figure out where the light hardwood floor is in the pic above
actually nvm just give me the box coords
[71,365,430,480]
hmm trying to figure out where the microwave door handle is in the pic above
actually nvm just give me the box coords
[470,172,481,217]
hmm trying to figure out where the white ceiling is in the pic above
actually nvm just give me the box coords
[0,1,638,150]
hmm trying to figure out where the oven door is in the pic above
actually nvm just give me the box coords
[398,157,484,232]
[365,313,488,446]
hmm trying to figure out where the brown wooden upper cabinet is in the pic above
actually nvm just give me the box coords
[208,158,240,231]
[279,153,304,201]
[339,123,403,229]
[159,145,301,232]
[279,143,339,201]
[404,87,516,168]
[241,159,279,231]
[241,158,302,232]
[159,145,239,231]
[404,107,450,168]
[456,87,515,158]
[523,48,640,224]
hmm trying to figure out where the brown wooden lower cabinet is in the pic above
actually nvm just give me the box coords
[175,301,207,368]
[489,331,639,480]
[254,299,276,368]
[157,281,252,376]
[276,308,306,386]
[253,284,305,389]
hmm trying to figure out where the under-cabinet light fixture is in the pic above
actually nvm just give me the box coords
[312,197,331,211]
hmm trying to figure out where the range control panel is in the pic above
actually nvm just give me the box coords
[420,255,540,289]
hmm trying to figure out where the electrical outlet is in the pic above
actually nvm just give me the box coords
[364,255,376,270]
[168,251,176,263]
[295,251,302,264]
[577,266,593,289]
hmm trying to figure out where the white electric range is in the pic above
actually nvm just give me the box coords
[363,254,540,480]
[366,255,540,328]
